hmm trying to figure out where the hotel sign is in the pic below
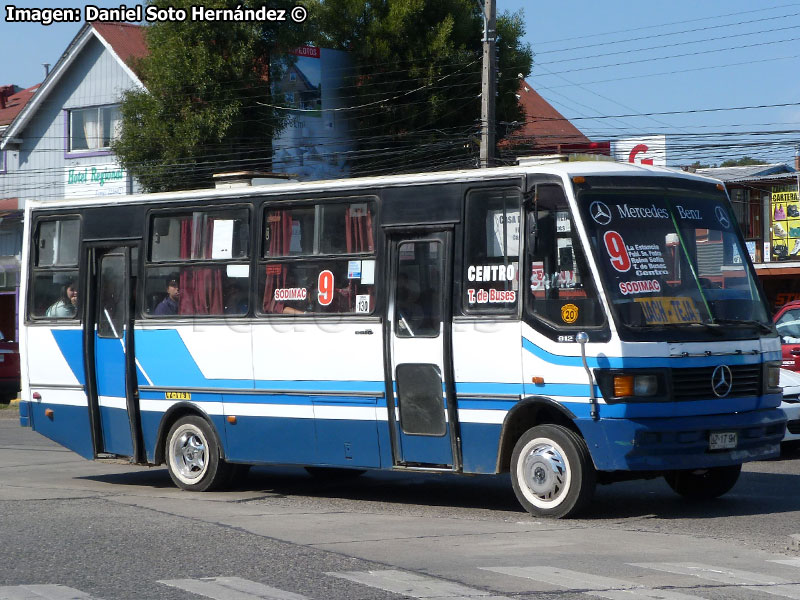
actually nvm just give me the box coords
[64,162,128,199]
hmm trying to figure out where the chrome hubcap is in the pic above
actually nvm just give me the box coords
[522,443,566,503]
[173,430,206,480]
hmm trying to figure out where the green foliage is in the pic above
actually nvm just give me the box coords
[113,0,307,192]
[114,0,533,189]
[310,0,532,174]
[719,156,768,167]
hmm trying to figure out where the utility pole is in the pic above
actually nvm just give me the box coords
[479,0,496,168]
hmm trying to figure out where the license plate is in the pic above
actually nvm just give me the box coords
[709,431,737,450]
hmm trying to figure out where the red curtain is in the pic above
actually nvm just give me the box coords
[344,206,374,311]
[262,210,293,313]
[345,206,374,253]
[178,216,224,315]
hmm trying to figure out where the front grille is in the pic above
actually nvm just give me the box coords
[671,364,761,401]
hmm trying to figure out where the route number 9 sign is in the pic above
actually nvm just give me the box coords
[603,231,631,272]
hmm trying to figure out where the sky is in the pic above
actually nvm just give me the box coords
[2,0,800,167]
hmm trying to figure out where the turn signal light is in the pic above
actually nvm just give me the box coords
[613,375,635,397]
[226,415,237,424]
[531,376,545,384]
[573,176,586,184]
[44,408,54,419]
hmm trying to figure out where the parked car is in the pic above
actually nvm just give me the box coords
[0,330,20,404]
[774,300,800,371]
[779,368,800,446]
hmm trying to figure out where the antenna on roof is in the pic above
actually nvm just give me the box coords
[42,63,50,78]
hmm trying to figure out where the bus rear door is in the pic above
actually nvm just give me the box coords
[84,245,144,462]
[386,231,458,468]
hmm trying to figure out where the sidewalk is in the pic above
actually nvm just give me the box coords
[0,398,19,419]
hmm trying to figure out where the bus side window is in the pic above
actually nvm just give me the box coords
[463,188,521,314]
[30,217,80,320]
[526,185,605,331]
[145,209,250,317]
[259,199,376,316]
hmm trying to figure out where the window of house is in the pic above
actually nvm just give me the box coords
[463,188,521,313]
[260,199,376,316]
[30,218,81,319]
[145,208,250,317]
[69,105,121,152]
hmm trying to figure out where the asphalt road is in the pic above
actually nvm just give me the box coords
[2,406,800,600]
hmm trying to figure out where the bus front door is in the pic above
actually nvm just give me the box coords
[85,245,143,461]
[386,232,458,469]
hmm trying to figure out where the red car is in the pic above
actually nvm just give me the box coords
[0,330,19,404]
[774,300,800,371]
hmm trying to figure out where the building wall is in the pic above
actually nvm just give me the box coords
[0,36,139,207]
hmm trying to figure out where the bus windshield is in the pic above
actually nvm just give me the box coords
[576,180,770,339]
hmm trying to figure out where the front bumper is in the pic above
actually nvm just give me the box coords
[576,408,786,471]
[781,401,800,443]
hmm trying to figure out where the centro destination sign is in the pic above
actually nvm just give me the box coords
[64,163,128,199]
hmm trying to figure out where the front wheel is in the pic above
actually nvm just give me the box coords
[510,424,596,518]
[166,416,230,491]
[664,464,742,500]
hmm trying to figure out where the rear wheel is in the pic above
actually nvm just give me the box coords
[664,464,742,500]
[510,424,596,518]
[166,416,230,491]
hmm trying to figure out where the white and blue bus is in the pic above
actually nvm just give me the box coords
[18,160,786,517]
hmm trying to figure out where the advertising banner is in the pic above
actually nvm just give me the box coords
[272,46,353,180]
[770,184,800,260]
[611,135,667,167]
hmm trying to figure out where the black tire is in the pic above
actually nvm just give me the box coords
[510,424,596,518]
[165,416,231,491]
[304,466,367,479]
[664,464,742,500]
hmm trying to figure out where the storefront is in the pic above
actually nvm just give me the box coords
[699,165,800,312]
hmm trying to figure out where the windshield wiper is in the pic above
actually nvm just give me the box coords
[712,318,774,334]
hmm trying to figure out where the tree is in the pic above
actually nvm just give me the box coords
[113,0,308,192]
[719,156,768,167]
[310,0,533,174]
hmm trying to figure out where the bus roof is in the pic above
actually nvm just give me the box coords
[26,161,721,212]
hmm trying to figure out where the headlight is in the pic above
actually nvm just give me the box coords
[596,370,667,403]
[765,361,781,393]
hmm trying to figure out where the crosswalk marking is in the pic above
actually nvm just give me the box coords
[0,585,98,600]
[771,559,800,568]
[483,566,706,599]
[329,570,511,599]
[157,577,309,600]
[632,562,800,599]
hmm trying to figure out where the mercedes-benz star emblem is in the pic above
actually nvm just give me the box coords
[590,201,612,225]
[715,206,731,229]
[711,364,733,398]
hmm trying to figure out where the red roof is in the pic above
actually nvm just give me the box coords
[0,84,39,128]
[502,80,590,150]
[91,22,148,73]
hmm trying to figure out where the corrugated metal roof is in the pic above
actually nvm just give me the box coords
[694,163,794,181]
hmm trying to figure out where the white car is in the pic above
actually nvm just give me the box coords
[779,368,800,445]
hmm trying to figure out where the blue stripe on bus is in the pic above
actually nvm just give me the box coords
[50,330,86,385]
[522,336,777,368]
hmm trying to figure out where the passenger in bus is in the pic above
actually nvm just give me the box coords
[45,281,78,318]
[154,277,180,315]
